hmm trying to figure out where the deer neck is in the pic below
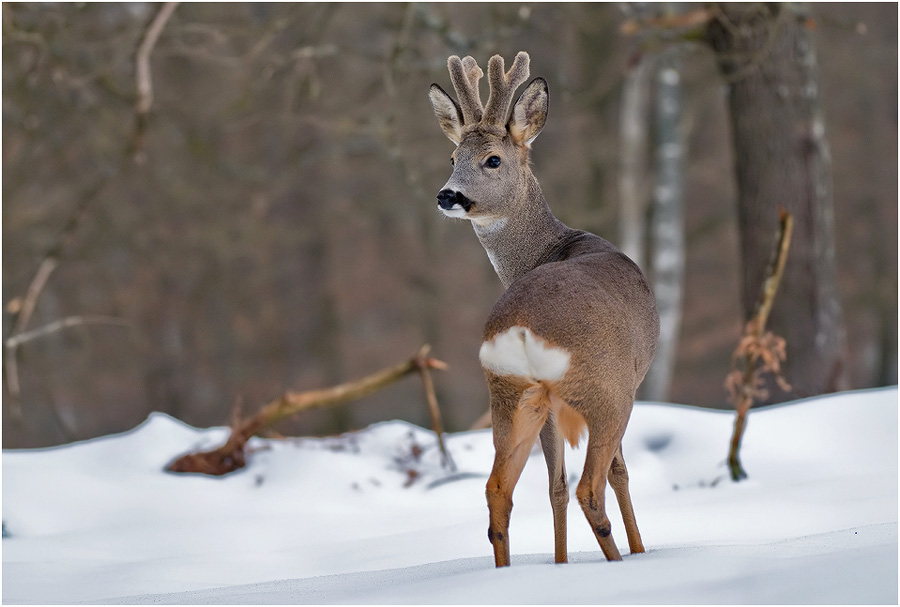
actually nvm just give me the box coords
[471,181,569,288]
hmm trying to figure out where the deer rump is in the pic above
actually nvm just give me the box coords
[478,324,578,445]
[479,250,656,449]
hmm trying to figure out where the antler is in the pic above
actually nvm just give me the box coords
[448,55,484,124]
[447,52,531,128]
[483,51,530,127]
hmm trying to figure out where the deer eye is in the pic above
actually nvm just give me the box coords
[450,157,455,166]
[485,156,501,169]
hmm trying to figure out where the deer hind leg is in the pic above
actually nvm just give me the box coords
[539,416,569,563]
[576,433,622,561]
[485,378,549,567]
[608,442,644,554]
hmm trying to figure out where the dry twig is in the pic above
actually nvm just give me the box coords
[5,315,130,349]
[414,346,455,472]
[726,208,793,481]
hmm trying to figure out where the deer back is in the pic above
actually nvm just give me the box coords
[483,234,659,414]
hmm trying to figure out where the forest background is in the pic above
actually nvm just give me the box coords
[3,2,896,448]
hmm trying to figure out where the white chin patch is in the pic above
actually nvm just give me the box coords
[439,205,468,218]
[479,326,571,382]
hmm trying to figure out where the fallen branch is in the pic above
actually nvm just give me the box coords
[726,208,793,481]
[166,345,449,476]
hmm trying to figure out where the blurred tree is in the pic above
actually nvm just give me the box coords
[642,41,686,403]
[707,3,848,401]
[2,3,893,448]
[617,5,653,271]
[618,3,697,402]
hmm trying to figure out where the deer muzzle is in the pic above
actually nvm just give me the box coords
[436,188,473,215]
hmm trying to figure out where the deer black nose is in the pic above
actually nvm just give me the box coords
[437,189,458,210]
[437,189,473,212]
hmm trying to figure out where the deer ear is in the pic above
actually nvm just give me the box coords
[509,77,548,147]
[429,83,464,145]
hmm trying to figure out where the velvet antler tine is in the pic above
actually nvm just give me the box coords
[483,54,506,126]
[462,56,485,123]
[483,51,530,127]
[448,55,484,124]
[461,56,484,85]
[507,51,530,89]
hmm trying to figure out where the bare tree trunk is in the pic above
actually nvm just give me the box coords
[642,46,686,402]
[707,3,847,401]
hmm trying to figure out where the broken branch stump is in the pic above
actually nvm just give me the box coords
[414,347,456,472]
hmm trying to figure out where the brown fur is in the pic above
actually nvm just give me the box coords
[429,52,659,567]
[555,392,588,448]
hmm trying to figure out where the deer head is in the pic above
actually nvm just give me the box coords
[429,52,549,227]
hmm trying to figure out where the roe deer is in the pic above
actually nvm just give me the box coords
[428,52,659,567]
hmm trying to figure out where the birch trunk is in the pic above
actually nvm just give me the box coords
[641,48,686,402]
[618,56,653,271]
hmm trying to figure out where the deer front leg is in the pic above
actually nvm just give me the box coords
[539,417,569,563]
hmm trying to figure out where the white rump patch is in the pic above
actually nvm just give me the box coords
[479,326,571,382]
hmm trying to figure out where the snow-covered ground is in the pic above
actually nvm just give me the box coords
[3,387,897,604]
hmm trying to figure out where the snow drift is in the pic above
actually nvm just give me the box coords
[2,387,897,604]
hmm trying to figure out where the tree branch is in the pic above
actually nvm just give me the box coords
[4,1,175,424]
[133,1,178,162]
[5,315,130,349]
[620,6,713,37]
[4,173,114,417]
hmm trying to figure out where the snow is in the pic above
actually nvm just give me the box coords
[3,387,897,604]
